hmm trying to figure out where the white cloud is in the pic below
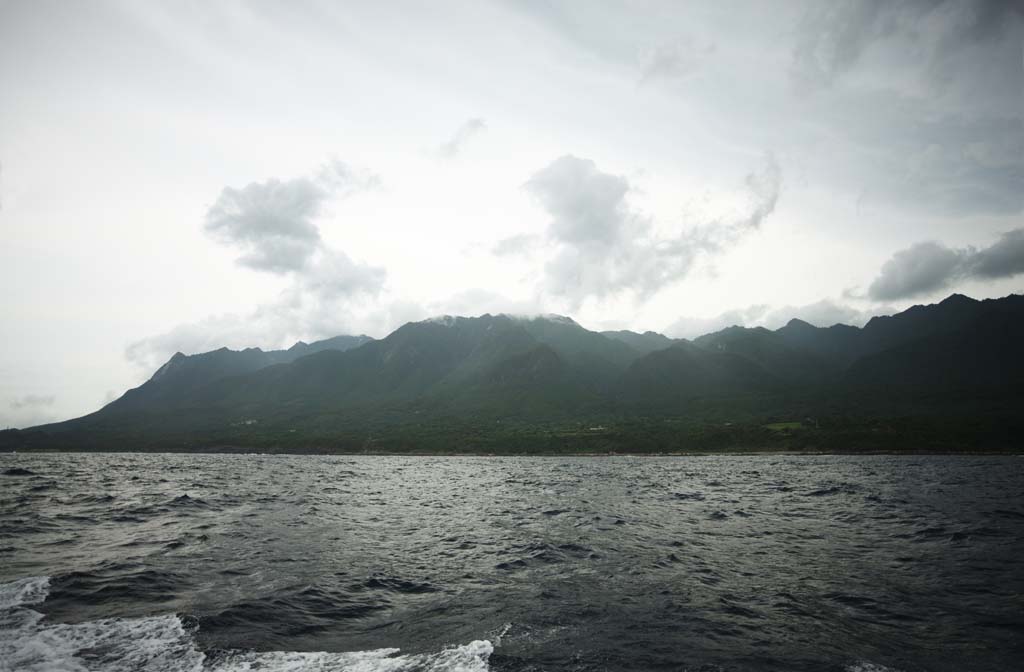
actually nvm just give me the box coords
[9,394,55,410]
[437,118,487,158]
[518,154,781,309]
[126,161,387,371]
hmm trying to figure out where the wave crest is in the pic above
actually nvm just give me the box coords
[0,576,492,672]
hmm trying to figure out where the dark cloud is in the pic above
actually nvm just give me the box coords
[791,0,1024,91]
[9,394,55,410]
[437,118,487,158]
[791,0,889,91]
[968,228,1024,279]
[868,228,1024,300]
[812,96,1024,217]
[867,241,966,301]
[521,154,781,308]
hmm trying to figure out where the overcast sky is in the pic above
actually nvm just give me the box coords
[1,0,1022,427]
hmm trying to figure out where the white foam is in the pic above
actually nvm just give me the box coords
[2,613,203,672]
[0,577,492,672]
[0,576,50,609]
[846,663,904,672]
[214,640,492,672]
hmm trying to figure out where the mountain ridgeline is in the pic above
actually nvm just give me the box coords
[5,294,1024,453]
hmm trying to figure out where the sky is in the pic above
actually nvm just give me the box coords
[1,0,1022,427]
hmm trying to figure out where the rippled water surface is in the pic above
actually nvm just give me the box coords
[2,453,1023,671]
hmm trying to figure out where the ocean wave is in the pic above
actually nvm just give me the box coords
[0,575,49,609]
[846,663,904,672]
[0,576,492,672]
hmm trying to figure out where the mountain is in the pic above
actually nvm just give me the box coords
[151,314,641,415]
[4,294,1023,453]
[97,334,374,415]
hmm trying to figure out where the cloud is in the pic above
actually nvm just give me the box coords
[204,176,325,273]
[124,287,387,372]
[2,394,59,429]
[437,118,487,158]
[519,154,782,308]
[665,305,770,340]
[124,287,542,374]
[867,241,966,301]
[867,228,1024,301]
[128,161,387,371]
[203,160,375,274]
[125,260,388,371]
[638,37,712,85]
[300,248,387,299]
[426,288,544,318]
[968,228,1024,279]
[492,234,541,257]
[791,0,1024,91]
[525,155,632,246]
[790,0,891,91]
[9,394,55,410]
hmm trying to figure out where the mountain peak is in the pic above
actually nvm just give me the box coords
[151,352,186,381]
[422,314,460,327]
[940,293,977,306]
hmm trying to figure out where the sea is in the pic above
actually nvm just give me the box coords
[1,453,1022,672]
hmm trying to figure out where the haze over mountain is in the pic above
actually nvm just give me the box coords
[5,293,1022,453]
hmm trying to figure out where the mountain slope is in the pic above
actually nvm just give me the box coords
[601,330,676,355]
[844,308,1024,389]
[101,334,374,416]
[619,340,783,405]
[693,326,835,384]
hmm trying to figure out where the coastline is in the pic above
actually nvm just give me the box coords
[4,447,1022,457]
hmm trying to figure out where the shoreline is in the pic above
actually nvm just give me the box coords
[3,448,1022,457]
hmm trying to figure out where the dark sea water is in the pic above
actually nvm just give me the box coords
[1,453,1023,672]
